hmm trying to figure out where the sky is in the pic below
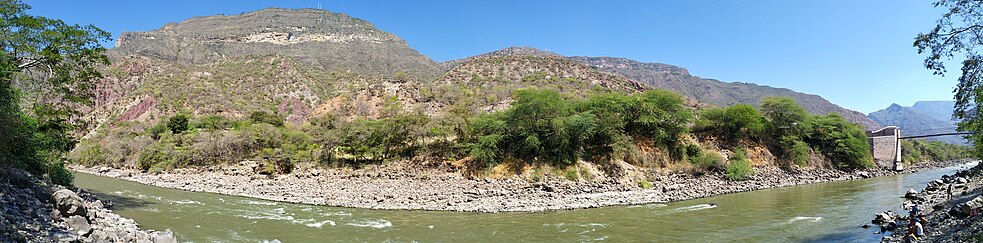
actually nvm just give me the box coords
[24,0,956,114]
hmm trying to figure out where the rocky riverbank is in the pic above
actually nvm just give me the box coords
[71,160,972,213]
[874,162,983,242]
[0,169,176,242]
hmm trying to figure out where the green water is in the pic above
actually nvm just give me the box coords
[73,163,976,242]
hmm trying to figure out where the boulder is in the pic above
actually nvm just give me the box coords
[958,177,969,184]
[51,189,87,217]
[872,211,899,225]
[65,215,92,236]
[5,169,35,188]
[858,171,871,178]
[152,229,178,243]
[959,196,983,215]
[904,189,919,199]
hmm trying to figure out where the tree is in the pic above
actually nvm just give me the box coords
[915,0,983,156]
[0,0,110,184]
[167,114,189,134]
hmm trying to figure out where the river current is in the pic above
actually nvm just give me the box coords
[73,163,977,242]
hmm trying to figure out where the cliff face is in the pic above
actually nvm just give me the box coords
[110,8,440,79]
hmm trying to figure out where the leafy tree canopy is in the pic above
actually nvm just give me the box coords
[0,0,109,184]
[915,0,983,156]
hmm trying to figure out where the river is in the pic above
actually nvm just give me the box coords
[72,163,977,242]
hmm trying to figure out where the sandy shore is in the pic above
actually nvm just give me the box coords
[72,160,969,213]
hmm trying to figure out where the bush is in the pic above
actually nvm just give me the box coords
[147,122,168,140]
[193,115,231,130]
[48,162,74,186]
[690,151,726,172]
[167,114,190,134]
[725,149,754,181]
[696,104,765,142]
[250,111,284,127]
[805,114,873,170]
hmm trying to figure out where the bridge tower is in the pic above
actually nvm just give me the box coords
[866,126,902,171]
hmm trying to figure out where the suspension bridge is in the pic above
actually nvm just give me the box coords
[867,126,971,171]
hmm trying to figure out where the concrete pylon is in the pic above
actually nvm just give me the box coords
[893,129,903,171]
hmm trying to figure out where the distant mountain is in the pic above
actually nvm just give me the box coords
[566,56,881,130]
[110,8,441,79]
[911,100,956,120]
[868,101,967,145]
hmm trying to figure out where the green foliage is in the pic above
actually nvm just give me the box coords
[638,180,654,189]
[327,114,429,166]
[193,115,232,130]
[725,148,754,181]
[690,151,726,172]
[760,97,812,166]
[147,122,168,140]
[696,104,765,142]
[249,111,284,127]
[901,139,972,163]
[805,114,873,170]
[0,0,110,184]
[461,88,693,167]
[48,162,73,186]
[167,114,190,134]
[915,0,983,159]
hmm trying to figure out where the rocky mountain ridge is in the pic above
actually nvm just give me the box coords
[868,101,967,145]
[95,8,879,133]
[111,8,440,79]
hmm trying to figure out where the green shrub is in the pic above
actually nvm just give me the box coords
[48,162,74,186]
[258,148,294,174]
[638,180,654,189]
[146,122,168,140]
[71,143,106,166]
[250,111,284,127]
[725,148,754,181]
[805,114,873,170]
[167,114,190,134]
[193,115,231,130]
[563,167,580,181]
[690,151,726,172]
[696,104,765,141]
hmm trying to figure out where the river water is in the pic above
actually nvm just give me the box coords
[73,163,977,242]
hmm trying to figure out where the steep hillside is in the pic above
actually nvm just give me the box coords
[110,8,440,79]
[568,56,882,130]
[444,48,880,130]
[432,54,656,112]
[868,102,967,145]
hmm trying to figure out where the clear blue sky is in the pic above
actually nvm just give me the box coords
[24,0,954,114]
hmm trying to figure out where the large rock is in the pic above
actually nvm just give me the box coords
[51,189,87,217]
[959,196,983,215]
[872,211,899,225]
[152,229,177,243]
[904,189,919,199]
[65,215,92,236]
[5,169,35,188]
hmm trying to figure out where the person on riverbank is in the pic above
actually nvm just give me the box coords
[948,183,953,199]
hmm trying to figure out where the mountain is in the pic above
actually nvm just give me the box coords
[110,8,440,79]
[867,102,967,145]
[911,100,956,120]
[94,9,880,134]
